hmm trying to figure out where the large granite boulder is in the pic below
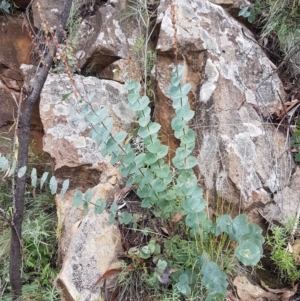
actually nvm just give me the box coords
[154,0,299,226]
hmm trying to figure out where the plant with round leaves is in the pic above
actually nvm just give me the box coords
[65,64,265,300]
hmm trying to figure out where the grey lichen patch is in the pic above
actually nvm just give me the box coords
[47,124,74,140]
[53,103,69,116]
[200,59,219,103]
[242,123,263,138]
[113,19,126,44]
[218,58,244,91]
[178,1,197,20]
[248,171,262,190]
[77,138,105,164]
[199,27,220,54]
[229,133,256,169]
[198,132,219,189]
[245,89,256,104]
[256,81,277,105]
[264,171,279,193]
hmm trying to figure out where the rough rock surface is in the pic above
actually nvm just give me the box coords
[56,185,122,301]
[154,0,299,225]
[31,0,140,72]
[0,17,44,154]
[31,0,91,29]
[40,74,134,300]
[40,74,133,173]
[74,0,140,73]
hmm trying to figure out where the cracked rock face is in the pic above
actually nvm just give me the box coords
[40,74,135,300]
[154,0,299,225]
[0,17,45,154]
[56,185,122,301]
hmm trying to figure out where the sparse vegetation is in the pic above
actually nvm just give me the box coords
[267,219,300,284]
[0,168,60,300]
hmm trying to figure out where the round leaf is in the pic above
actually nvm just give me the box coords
[18,166,27,178]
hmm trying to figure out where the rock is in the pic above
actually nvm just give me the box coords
[40,73,135,299]
[73,0,144,80]
[261,167,300,225]
[233,276,279,301]
[56,184,123,301]
[154,0,297,225]
[0,16,38,154]
[40,74,134,174]
[31,0,84,29]
[55,165,122,262]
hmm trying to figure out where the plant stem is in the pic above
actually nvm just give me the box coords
[9,1,73,299]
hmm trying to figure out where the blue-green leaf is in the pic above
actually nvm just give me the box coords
[49,176,58,195]
[86,107,108,124]
[168,85,181,99]
[152,178,167,193]
[40,171,49,189]
[84,188,93,203]
[8,159,17,177]
[102,137,118,156]
[185,211,206,228]
[175,147,192,160]
[181,83,191,96]
[60,179,70,199]
[181,129,196,144]
[183,198,206,213]
[18,166,27,178]
[31,168,37,188]
[0,156,9,172]
[94,199,106,214]
[110,201,118,214]
[173,96,188,109]
[127,91,139,104]
[141,198,152,208]
[134,153,146,168]
[83,202,89,214]
[114,131,127,144]
[183,110,194,122]
[73,190,83,206]
[171,117,186,131]
[110,147,124,164]
[234,241,261,266]
[171,74,181,87]
[108,212,116,224]
[129,95,150,111]
[175,103,191,117]
[172,155,198,169]
[138,122,161,138]
[144,152,158,165]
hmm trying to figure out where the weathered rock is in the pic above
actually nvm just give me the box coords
[154,0,299,225]
[40,74,134,175]
[40,73,134,300]
[56,183,123,301]
[0,16,40,154]
[55,165,122,262]
[31,0,91,29]
[74,0,144,81]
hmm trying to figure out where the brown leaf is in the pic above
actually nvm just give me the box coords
[281,288,297,301]
[93,264,134,288]
[160,227,169,235]
[172,213,184,223]
[114,187,131,202]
